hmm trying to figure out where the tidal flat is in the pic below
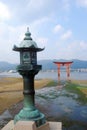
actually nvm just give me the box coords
[36,81,87,130]
[0,78,87,130]
[0,77,52,114]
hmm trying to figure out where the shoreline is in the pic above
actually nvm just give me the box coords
[0,71,87,80]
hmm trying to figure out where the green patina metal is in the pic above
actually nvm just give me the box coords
[13,27,45,127]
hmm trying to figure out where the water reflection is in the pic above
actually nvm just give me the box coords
[35,86,87,130]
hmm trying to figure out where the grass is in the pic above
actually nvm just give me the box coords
[0,78,23,92]
[65,81,87,104]
[71,79,87,86]
[35,79,53,89]
[0,77,53,114]
[0,92,23,113]
[45,80,58,87]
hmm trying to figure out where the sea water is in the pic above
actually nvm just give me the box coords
[0,71,87,80]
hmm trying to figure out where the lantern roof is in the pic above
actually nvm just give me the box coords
[13,27,44,52]
[19,27,38,48]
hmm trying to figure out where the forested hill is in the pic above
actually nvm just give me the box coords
[0,59,87,71]
[0,61,16,71]
[38,59,87,70]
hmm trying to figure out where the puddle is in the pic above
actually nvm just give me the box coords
[35,86,87,130]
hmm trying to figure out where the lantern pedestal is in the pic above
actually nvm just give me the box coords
[14,110,45,127]
[14,65,46,127]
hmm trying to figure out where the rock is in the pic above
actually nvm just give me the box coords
[0,110,12,120]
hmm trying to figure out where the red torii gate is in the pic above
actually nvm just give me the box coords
[53,61,73,81]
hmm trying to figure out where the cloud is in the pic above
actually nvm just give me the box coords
[76,0,87,7]
[55,40,87,60]
[5,0,54,25]
[27,0,48,12]
[0,2,11,21]
[60,30,72,40]
[53,24,63,33]
[0,24,27,63]
[79,41,87,50]
[68,40,87,51]
[66,40,87,59]
[1,0,71,25]
[30,16,50,29]
[62,0,70,11]
[36,37,48,47]
[0,0,87,62]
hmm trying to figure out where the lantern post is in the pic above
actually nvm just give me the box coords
[13,27,46,127]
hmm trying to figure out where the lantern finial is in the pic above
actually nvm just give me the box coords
[23,27,32,40]
[27,27,29,32]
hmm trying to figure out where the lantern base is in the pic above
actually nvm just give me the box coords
[14,108,46,127]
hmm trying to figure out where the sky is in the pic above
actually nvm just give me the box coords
[0,0,87,63]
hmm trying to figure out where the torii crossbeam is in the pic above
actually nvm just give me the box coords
[53,61,73,81]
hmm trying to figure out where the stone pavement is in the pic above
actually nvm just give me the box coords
[1,120,62,130]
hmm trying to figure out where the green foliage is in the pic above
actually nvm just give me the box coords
[64,82,87,104]
[46,80,58,87]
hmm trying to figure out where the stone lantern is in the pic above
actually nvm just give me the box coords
[13,27,46,127]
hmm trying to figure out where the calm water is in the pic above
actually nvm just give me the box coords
[36,71,87,80]
[36,86,87,130]
[0,71,87,80]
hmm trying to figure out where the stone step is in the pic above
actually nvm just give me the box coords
[1,120,62,130]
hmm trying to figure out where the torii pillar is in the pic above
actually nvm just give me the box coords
[53,61,73,82]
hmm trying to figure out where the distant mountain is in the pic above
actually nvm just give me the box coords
[71,59,87,69]
[0,59,87,71]
[0,61,16,72]
[38,59,87,70]
[38,60,56,70]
